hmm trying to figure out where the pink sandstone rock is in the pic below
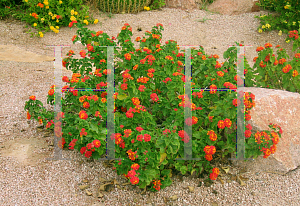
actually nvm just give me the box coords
[164,0,198,11]
[231,87,300,174]
[207,0,254,16]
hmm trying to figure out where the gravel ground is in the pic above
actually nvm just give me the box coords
[0,5,299,206]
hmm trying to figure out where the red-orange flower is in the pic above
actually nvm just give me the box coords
[204,145,216,155]
[205,154,213,161]
[292,70,298,77]
[278,58,286,65]
[282,64,292,73]
[130,176,139,185]
[217,120,225,129]
[27,111,31,119]
[80,128,87,137]
[245,130,252,138]
[48,89,54,96]
[131,163,140,171]
[83,101,90,109]
[264,43,272,48]
[256,46,264,52]
[85,150,92,158]
[131,97,140,106]
[29,95,36,101]
[124,53,131,61]
[79,111,88,120]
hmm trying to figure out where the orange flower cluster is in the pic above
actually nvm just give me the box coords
[79,110,88,120]
[124,53,131,61]
[209,84,217,94]
[153,179,162,191]
[37,3,44,8]
[185,116,198,126]
[131,97,140,106]
[288,30,299,40]
[209,168,220,180]
[282,64,292,73]
[152,34,160,39]
[68,139,78,150]
[57,138,66,149]
[29,95,36,101]
[123,129,132,138]
[31,13,38,20]
[204,145,216,161]
[137,77,150,84]
[178,130,190,143]
[165,55,173,60]
[127,149,138,161]
[207,130,218,141]
[70,73,81,83]
[217,119,232,129]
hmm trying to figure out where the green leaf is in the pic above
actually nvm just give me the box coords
[180,165,188,175]
[139,181,147,189]
[90,123,99,134]
[159,153,167,163]
[161,169,171,177]
[217,141,225,148]
[117,94,127,100]
[191,169,197,176]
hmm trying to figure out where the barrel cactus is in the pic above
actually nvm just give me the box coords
[98,0,152,14]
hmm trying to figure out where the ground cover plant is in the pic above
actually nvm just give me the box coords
[24,22,284,192]
[255,0,300,48]
[6,0,99,37]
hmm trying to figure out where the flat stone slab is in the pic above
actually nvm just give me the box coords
[0,45,54,62]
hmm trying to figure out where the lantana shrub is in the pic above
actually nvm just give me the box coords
[24,22,283,192]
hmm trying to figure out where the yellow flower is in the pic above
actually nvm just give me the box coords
[41,18,44,22]
[85,16,89,18]
[56,19,59,23]
[70,16,76,21]
[94,19,99,24]
[144,6,150,11]
[262,25,266,29]
[258,29,263,33]
[50,26,54,30]
[284,5,290,9]
[33,23,37,27]
[293,22,296,25]
[266,24,271,28]
[286,40,290,43]
[74,11,78,15]
[52,16,55,20]
[48,12,53,16]
[278,30,282,36]
[39,32,43,38]
[59,0,62,4]
[25,0,28,2]
[71,10,75,16]
[53,29,59,34]
[283,20,287,23]
[44,1,48,6]
[83,20,89,25]
[55,26,59,29]
[46,6,49,9]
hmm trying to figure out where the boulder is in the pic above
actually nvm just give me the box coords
[231,87,300,174]
[164,0,198,11]
[207,0,255,16]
